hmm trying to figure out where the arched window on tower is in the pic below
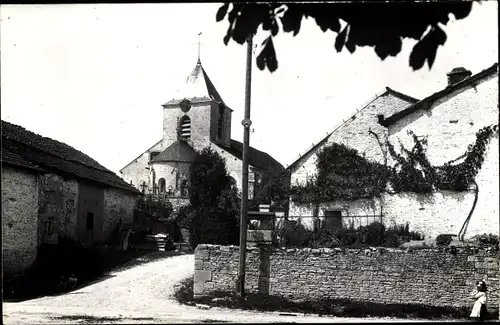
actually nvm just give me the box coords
[179,115,191,140]
[158,178,166,193]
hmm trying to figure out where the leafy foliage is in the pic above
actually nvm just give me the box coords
[277,219,314,248]
[388,125,498,192]
[216,2,473,73]
[304,221,424,249]
[134,194,174,231]
[292,125,498,202]
[470,233,499,248]
[290,142,391,203]
[186,147,240,249]
[435,234,454,247]
[253,168,291,210]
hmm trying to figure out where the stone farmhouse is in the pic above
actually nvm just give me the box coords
[2,120,141,276]
[119,58,283,209]
[288,63,499,239]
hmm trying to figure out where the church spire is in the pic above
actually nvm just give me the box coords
[197,32,202,64]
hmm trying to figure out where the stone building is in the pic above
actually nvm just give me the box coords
[288,63,499,239]
[288,87,419,228]
[2,120,141,276]
[119,58,283,209]
[379,63,499,238]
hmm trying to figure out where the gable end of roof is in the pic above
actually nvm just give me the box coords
[381,63,499,127]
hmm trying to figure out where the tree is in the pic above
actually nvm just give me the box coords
[186,147,240,249]
[254,168,291,212]
[216,2,474,73]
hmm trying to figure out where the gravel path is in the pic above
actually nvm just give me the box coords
[3,253,437,324]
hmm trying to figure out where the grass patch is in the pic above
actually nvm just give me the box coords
[172,276,498,321]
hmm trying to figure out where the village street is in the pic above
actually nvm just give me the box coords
[2,253,443,324]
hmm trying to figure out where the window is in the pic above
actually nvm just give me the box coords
[86,212,94,230]
[150,151,160,161]
[179,115,191,140]
[158,178,166,193]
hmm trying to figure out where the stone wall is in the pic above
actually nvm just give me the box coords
[120,139,162,191]
[103,187,138,240]
[382,190,483,238]
[194,244,500,312]
[1,165,39,275]
[288,189,492,239]
[61,179,79,239]
[38,173,65,244]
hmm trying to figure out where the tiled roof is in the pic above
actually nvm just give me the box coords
[1,120,140,194]
[163,60,231,110]
[1,148,45,173]
[214,139,284,173]
[151,140,197,163]
[381,63,499,127]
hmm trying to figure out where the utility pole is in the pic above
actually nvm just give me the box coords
[236,34,253,297]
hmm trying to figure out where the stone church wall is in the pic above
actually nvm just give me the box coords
[120,140,162,191]
[194,244,499,312]
[1,165,39,276]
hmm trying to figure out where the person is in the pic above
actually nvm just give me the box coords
[470,280,488,321]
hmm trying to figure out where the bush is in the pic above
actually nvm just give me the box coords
[471,233,499,247]
[188,206,239,250]
[436,234,454,247]
[278,220,314,248]
[303,221,425,249]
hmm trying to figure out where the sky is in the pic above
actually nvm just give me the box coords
[1,3,498,175]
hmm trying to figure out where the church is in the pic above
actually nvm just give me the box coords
[119,57,283,207]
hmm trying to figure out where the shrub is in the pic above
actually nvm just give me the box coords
[436,234,454,247]
[278,220,314,248]
[471,233,499,247]
[360,222,385,246]
[305,221,425,249]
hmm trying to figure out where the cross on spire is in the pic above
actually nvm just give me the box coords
[197,32,202,64]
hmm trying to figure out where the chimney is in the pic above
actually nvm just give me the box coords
[446,67,472,86]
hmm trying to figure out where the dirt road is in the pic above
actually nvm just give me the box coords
[3,253,434,324]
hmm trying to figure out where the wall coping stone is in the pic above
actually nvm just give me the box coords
[195,244,499,257]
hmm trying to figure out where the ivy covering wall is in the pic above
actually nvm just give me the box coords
[291,124,498,203]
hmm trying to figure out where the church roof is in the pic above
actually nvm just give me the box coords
[151,140,197,163]
[1,120,140,194]
[163,60,229,108]
[214,139,284,173]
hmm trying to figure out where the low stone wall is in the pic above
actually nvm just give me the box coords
[194,244,499,311]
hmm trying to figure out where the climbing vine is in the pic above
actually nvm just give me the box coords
[290,142,391,203]
[388,124,498,192]
[291,124,498,203]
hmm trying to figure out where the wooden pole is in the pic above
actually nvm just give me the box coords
[236,34,253,297]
